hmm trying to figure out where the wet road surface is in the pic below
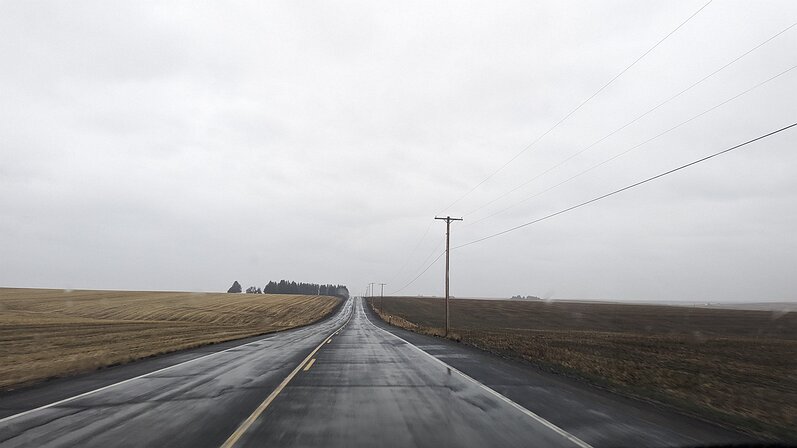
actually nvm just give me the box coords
[232,298,587,448]
[0,300,353,447]
[0,297,748,447]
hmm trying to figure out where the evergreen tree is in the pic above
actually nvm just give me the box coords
[254,279,348,298]
[227,281,242,293]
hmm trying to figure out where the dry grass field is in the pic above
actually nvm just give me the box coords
[369,297,797,441]
[0,288,341,390]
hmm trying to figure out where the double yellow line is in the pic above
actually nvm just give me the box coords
[220,315,349,447]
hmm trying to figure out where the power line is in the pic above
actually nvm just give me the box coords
[390,235,445,288]
[390,1,714,291]
[387,231,446,294]
[469,63,797,226]
[389,250,445,295]
[454,122,797,250]
[386,220,434,284]
[463,21,797,219]
[436,0,713,216]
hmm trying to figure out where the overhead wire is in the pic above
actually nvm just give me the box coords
[454,122,797,250]
[436,0,713,216]
[390,120,796,294]
[388,235,446,294]
[390,0,715,294]
[469,63,797,226]
[390,250,446,295]
[386,220,434,285]
[463,21,797,219]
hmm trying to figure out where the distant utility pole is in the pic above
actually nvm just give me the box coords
[379,283,386,313]
[435,216,463,337]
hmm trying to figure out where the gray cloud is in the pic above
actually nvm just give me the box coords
[2,1,796,301]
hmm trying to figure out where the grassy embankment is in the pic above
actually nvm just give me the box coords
[368,296,796,441]
[0,288,341,390]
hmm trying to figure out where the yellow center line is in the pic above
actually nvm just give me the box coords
[303,358,316,371]
[219,313,350,448]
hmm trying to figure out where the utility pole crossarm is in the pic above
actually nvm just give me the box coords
[434,216,463,337]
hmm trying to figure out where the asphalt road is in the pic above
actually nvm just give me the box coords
[0,300,353,447]
[0,297,750,447]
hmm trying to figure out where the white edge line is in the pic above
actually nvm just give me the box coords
[0,299,353,425]
[358,299,593,448]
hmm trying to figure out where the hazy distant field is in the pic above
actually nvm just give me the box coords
[0,288,341,390]
[369,297,796,440]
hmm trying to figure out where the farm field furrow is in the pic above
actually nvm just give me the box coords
[369,296,797,441]
[0,288,341,390]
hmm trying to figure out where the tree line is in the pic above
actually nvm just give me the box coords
[227,280,349,298]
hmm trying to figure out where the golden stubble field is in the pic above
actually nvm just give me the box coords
[369,297,797,441]
[0,288,342,390]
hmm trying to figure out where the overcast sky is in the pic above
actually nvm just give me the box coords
[2,1,796,301]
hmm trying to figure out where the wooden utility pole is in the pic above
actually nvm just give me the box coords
[379,283,386,313]
[435,216,462,337]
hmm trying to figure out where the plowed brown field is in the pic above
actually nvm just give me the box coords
[369,296,796,441]
[0,288,341,390]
